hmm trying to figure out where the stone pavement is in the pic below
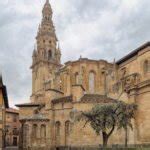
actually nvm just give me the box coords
[5,147,18,150]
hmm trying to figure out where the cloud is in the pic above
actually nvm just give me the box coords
[0,0,149,107]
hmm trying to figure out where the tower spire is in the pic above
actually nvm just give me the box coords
[34,0,60,65]
[46,0,49,3]
[42,0,52,20]
[31,0,61,102]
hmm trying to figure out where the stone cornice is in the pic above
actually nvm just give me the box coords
[72,84,85,91]
[126,79,150,94]
[30,59,62,69]
[45,88,64,94]
[137,79,150,89]
[16,103,44,107]
[51,95,73,104]
[64,58,111,66]
[20,118,49,122]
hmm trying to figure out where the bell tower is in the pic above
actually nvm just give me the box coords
[31,0,61,103]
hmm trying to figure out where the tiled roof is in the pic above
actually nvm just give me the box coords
[51,94,117,104]
[65,58,108,65]
[117,41,150,65]
[80,94,117,103]
[51,95,73,104]
[6,108,19,114]
[20,113,49,122]
[16,102,45,107]
[45,88,64,94]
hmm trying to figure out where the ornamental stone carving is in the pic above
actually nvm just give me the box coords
[112,81,122,93]
[122,73,140,91]
[112,73,140,93]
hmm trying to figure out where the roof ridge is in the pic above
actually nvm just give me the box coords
[117,41,150,65]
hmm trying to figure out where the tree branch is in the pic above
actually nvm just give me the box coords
[108,124,115,138]
[83,120,89,128]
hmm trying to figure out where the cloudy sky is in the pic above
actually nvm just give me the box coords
[0,0,149,107]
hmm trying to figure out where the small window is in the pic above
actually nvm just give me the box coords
[48,50,52,59]
[89,71,95,93]
[75,72,79,84]
[120,67,126,78]
[6,125,10,132]
[65,121,71,136]
[40,124,46,138]
[13,128,18,135]
[144,60,150,74]
[13,115,17,122]
[55,121,61,145]
[55,121,61,136]
[23,124,29,146]
[32,124,38,138]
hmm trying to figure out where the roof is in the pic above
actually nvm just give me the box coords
[72,84,85,91]
[0,75,3,87]
[16,102,45,107]
[6,108,19,114]
[0,75,9,108]
[116,41,150,65]
[45,88,64,94]
[65,58,108,66]
[51,94,117,104]
[51,95,73,104]
[80,94,117,103]
[20,113,49,122]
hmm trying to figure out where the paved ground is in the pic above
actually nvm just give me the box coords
[5,147,18,150]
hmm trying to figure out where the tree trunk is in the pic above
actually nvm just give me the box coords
[102,132,108,148]
[125,127,128,147]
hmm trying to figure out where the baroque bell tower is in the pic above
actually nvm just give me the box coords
[31,0,61,103]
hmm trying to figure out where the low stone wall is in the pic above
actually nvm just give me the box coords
[22,144,150,150]
[54,144,150,150]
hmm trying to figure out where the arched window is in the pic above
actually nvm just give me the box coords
[32,124,38,138]
[40,124,46,138]
[42,51,44,57]
[6,137,9,146]
[75,72,79,84]
[55,121,61,136]
[144,60,150,74]
[89,71,95,93]
[65,121,71,145]
[55,121,61,145]
[44,51,47,59]
[65,121,71,136]
[48,50,52,60]
[23,124,29,147]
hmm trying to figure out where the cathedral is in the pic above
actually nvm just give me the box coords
[16,0,150,149]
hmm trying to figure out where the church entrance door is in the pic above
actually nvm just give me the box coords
[13,137,17,146]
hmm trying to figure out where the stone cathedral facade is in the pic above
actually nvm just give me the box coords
[16,0,150,149]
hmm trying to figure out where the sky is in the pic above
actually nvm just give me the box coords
[0,0,149,107]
